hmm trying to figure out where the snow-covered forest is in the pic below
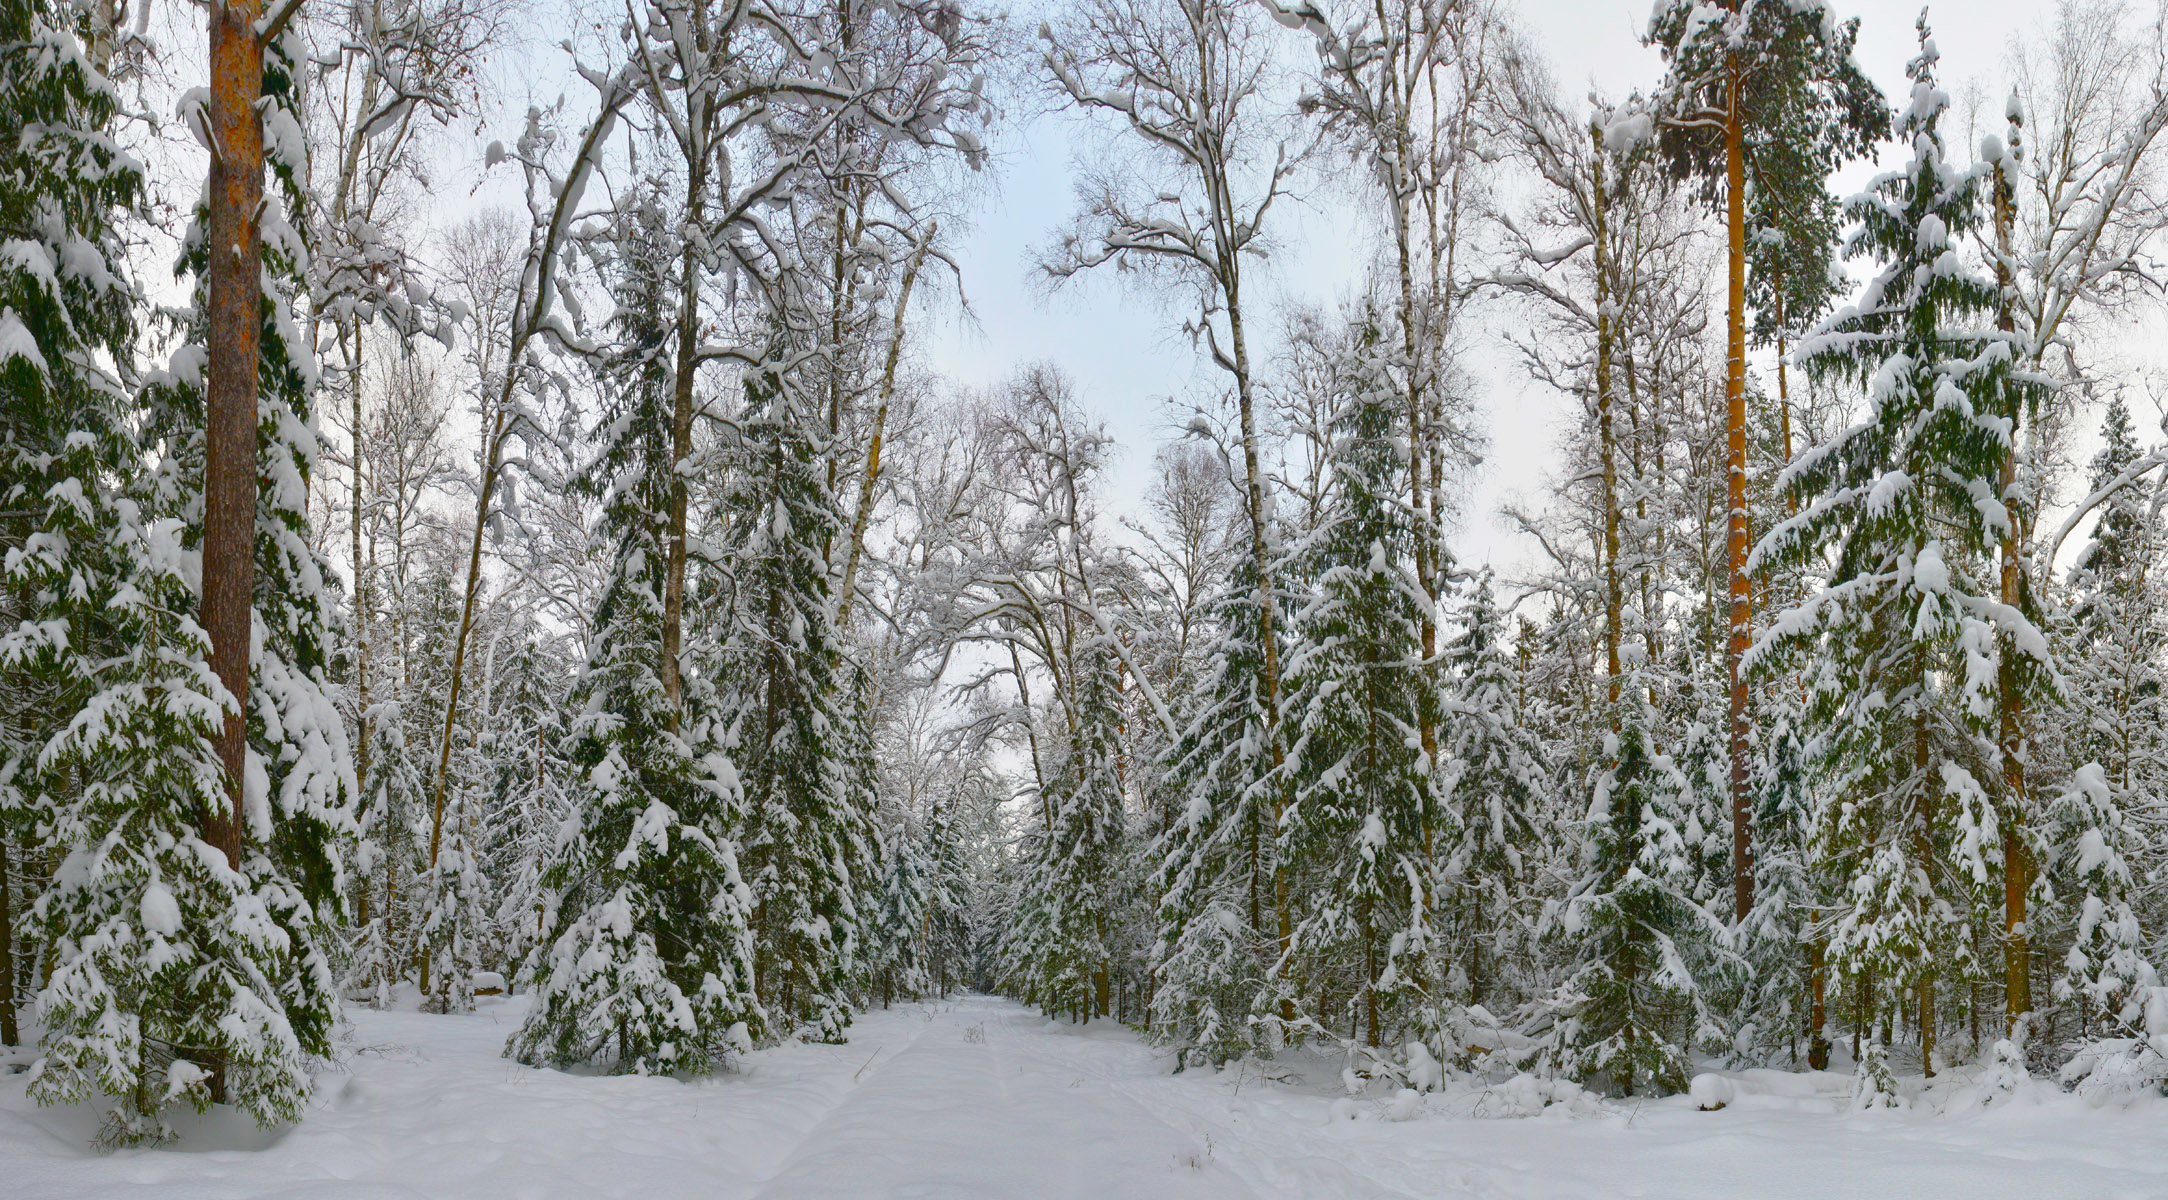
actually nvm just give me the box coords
[9,0,2168,1190]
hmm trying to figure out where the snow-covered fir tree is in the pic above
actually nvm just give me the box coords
[1438,569,1549,1014]
[508,194,761,1073]
[1278,305,1443,1055]
[718,364,876,1043]
[1151,553,1283,1065]
[1752,24,2052,1075]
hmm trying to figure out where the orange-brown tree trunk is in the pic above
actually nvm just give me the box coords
[206,0,266,870]
[1723,70,1753,924]
[204,0,268,1104]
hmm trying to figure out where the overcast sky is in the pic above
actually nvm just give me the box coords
[918,0,2073,579]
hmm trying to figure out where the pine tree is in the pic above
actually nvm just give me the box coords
[509,194,760,1074]
[14,5,355,1139]
[1647,0,1887,922]
[486,636,574,981]
[1753,25,2050,1077]
[2048,765,2155,1035]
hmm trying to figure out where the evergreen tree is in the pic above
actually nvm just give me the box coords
[486,636,574,980]
[1647,0,1887,922]
[1752,26,2050,1075]
[1548,683,1724,1096]
[1151,555,1281,1064]
[1279,307,1441,1053]
[509,194,761,1074]
[718,365,875,1042]
[1005,642,1129,1023]
[1437,570,1547,1012]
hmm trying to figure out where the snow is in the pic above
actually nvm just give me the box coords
[1690,1071,1736,1110]
[139,883,180,936]
[10,994,2168,1198]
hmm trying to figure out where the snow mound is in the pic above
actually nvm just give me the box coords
[1690,1072,1736,1110]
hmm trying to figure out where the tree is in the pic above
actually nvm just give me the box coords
[1438,570,1549,1010]
[717,366,878,1041]
[1647,0,1886,923]
[0,0,139,1063]
[1043,0,1300,974]
[1278,302,1441,1054]
[1752,26,2049,1078]
[16,0,356,1137]
[508,193,760,1073]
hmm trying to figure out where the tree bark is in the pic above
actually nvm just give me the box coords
[0,834,15,1046]
[660,162,706,733]
[1992,145,2032,1036]
[837,227,934,630]
[1590,129,1622,711]
[206,0,267,873]
[1722,67,1753,924]
[203,0,268,1105]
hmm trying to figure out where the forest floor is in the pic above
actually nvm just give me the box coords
[5,992,2168,1199]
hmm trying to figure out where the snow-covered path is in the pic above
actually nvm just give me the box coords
[749,995,1248,1198]
[9,992,2168,1199]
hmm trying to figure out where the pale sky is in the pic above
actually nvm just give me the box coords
[918,0,2077,580]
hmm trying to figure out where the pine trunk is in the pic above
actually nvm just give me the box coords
[1722,70,1753,924]
[1992,149,2032,1035]
[205,0,265,875]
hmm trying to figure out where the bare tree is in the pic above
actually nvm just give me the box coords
[1041,0,1298,961]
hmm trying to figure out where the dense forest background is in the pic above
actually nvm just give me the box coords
[6,0,2168,1144]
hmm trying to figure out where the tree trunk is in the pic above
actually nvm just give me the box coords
[1722,68,1753,924]
[1590,129,1621,711]
[1226,284,1292,997]
[204,0,268,1103]
[0,834,16,1045]
[837,227,934,629]
[1992,145,2032,1037]
[660,167,706,733]
[349,316,371,885]
[206,0,266,873]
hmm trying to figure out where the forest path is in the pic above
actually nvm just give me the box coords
[13,992,2168,1199]
[746,993,1254,1199]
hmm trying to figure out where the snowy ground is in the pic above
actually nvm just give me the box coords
[6,993,2168,1199]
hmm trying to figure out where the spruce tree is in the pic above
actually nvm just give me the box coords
[718,365,875,1042]
[1279,307,1441,1054]
[1152,555,1281,1063]
[1006,642,1128,1023]
[1437,570,1547,1012]
[1548,682,1723,1096]
[509,195,760,1073]
[1753,25,2050,1076]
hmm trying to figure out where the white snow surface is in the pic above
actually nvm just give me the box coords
[7,993,2168,1198]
